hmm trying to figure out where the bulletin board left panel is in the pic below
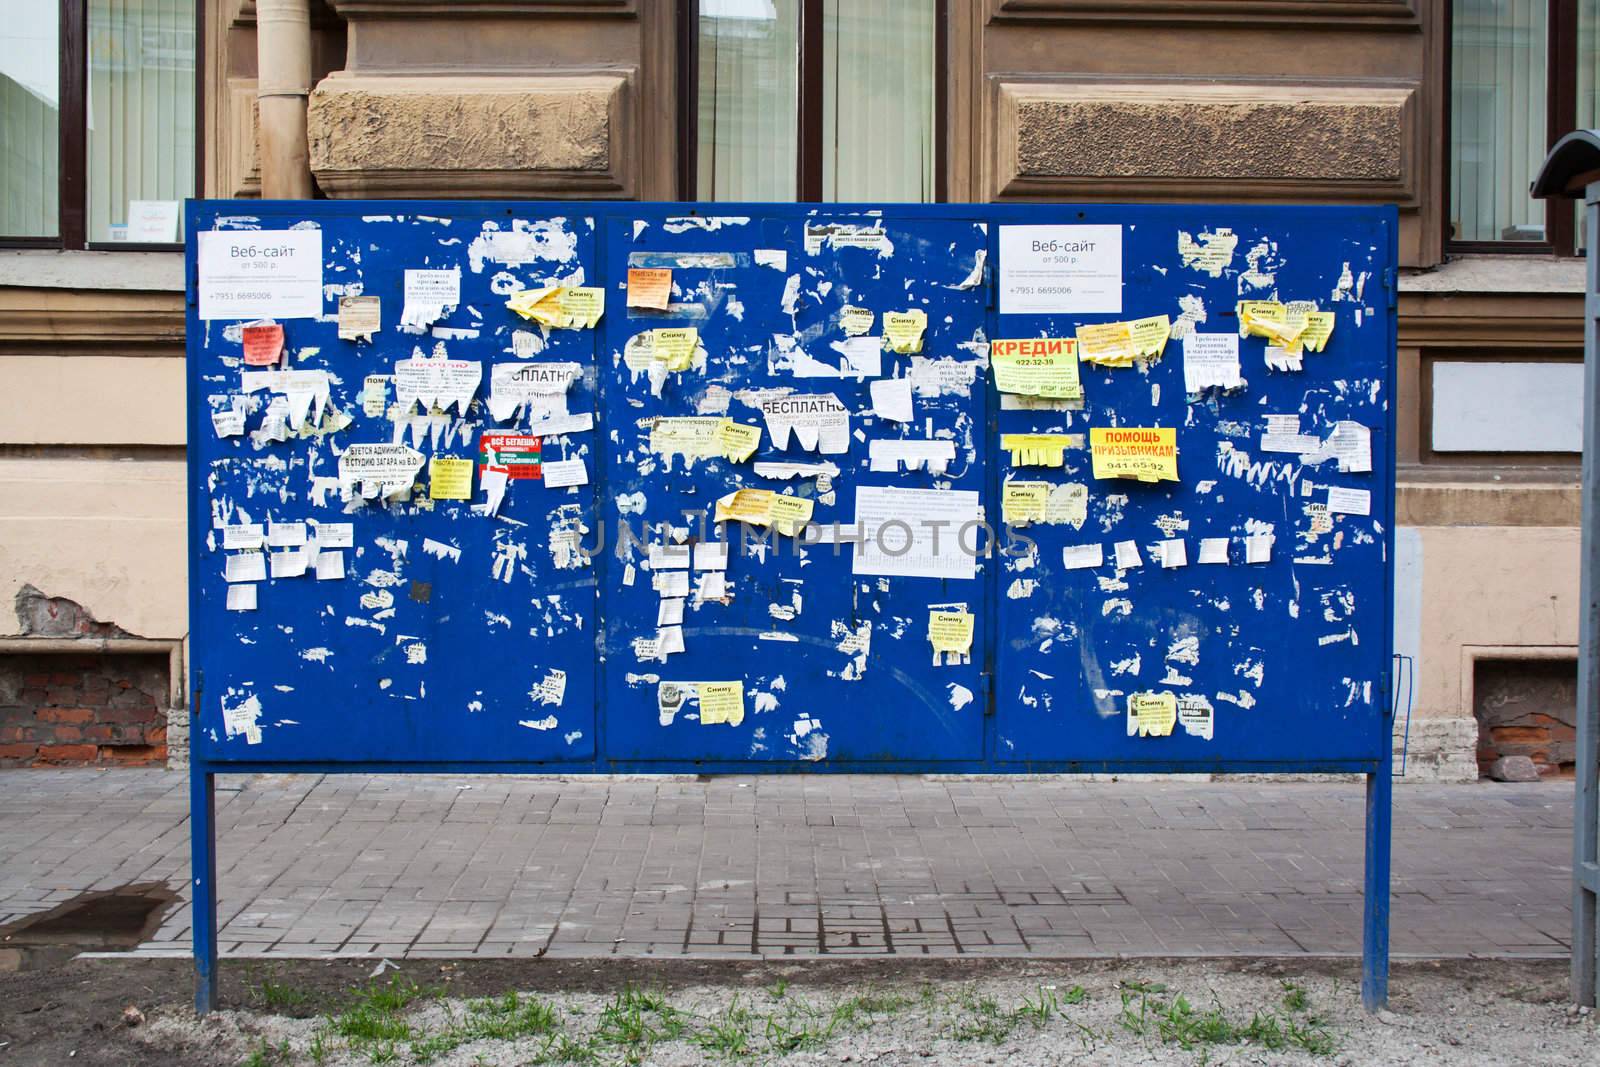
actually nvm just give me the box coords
[186,202,601,764]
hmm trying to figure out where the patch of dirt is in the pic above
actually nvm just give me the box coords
[0,956,1587,1066]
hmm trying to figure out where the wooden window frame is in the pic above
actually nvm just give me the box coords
[676,0,948,203]
[1444,0,1581,256]
[0,0,203,251]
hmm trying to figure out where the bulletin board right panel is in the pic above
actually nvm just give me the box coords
[991,205,1396,768]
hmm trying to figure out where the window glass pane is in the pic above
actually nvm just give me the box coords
[0,1,59,237]
[1579,0,1600,250]
[822,0,935,202]
[88,0,195,243]
[697,0,799,201]
[1450,0,1547,242]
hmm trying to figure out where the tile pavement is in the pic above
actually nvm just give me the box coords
[0,771,1573,960]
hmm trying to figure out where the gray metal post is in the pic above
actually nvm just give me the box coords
[1576,178,1600,1009]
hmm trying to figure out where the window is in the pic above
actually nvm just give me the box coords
[1448,0,1600,253]
[682,0,942,202]
[0,0,196,248]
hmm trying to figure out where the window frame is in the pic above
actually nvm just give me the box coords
[1445,0,1580,255]
[0,0,203,251]
[676,0,947,203]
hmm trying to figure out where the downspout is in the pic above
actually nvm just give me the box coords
[256,0,314,199]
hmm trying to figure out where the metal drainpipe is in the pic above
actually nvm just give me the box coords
[256,0,314,199]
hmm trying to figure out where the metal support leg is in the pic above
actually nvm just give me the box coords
[1361,752,1393,1012]
[1575,180,1600,1010]
[191,764,219,1015]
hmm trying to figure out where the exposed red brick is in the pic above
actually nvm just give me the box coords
[35,743,98,762]
[101,744,163,764]
[38,707,93,724]
[1,652,169,768]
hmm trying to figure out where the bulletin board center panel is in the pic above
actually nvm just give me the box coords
[597,213,992,763]
[186,200,1395,772]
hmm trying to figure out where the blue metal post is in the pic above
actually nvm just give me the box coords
[1361,744,1394,1011]
[190,761,219,1014]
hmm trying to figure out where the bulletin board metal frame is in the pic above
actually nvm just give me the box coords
[185,199,1399,1014]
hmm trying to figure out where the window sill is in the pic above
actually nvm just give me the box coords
[1401,255,1586,295]
[0,250,184,293]
[1396,468,1580,527]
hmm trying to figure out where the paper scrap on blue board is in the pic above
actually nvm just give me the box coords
[693,541,730,571]
[869,376,914,422]
[541,458,588,489]
[401,268,460,330]
[1327,486,1371,516]
[225,552,267,583]
[1181,334,1243,393]
[1114,540,1143,570]
[654,569,691,598]
[1062,543,1104,570]
[223,524,265,550]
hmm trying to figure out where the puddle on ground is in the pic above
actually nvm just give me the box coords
[0,882,177,972]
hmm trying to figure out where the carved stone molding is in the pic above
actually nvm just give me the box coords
[227,80,262,198]
[324,0,635,17]
[987,0,1421,30]
[990,78,1419,204]
[307,73,635,199]
[0,290,185,349]
[1399,291,1585,348]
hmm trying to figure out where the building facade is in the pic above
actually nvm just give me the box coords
[0,0,1586,778]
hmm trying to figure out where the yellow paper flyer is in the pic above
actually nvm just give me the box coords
[1001,481,1089,527]
[714,489,815,533]
[1001,482,1048,525]
[716,421,761,463]
[697,681,745,726]
[428,456,473,500]
[1237,301,1305,346]
[1300,311,1335,352]
[505,286,604,329]
[768,494,815,535]
[1128,691,1177,737]
[650,417,724,461]
[1089,427,1178,483]
[1128,315,1171,359]
[557,287,605,328]
[990,338,1083,399]
[651,327,699,370]
[840,306,875,336]
[882,310,927,354]
[928,608,975,665]
[1001,433,1081,468]
[1043,483,1089,527]
[1076,321,1135,366]
[713,488,774,525]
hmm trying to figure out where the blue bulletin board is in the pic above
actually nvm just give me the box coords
[185,199,1398,1010]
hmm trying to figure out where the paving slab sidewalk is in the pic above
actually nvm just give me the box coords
[0,771,1572,961]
